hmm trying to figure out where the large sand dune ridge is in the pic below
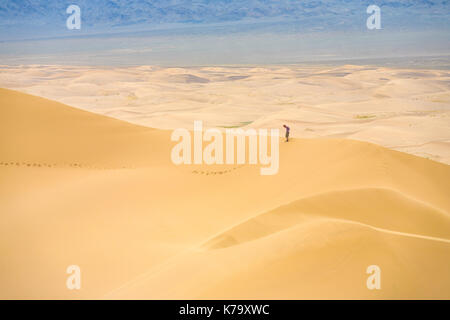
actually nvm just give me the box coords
[1,64,449,164]
[0,88,449,299]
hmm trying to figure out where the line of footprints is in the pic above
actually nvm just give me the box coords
[0,161,246,173]
[192,165,245,176]
[0,161,124,170]
[1,161,66,168]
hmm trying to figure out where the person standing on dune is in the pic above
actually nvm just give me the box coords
[283,124,290,142]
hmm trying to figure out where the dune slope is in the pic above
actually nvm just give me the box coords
[0,88,449,299]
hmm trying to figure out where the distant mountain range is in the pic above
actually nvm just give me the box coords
[0,0,448,40]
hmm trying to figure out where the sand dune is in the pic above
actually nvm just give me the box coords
[202,187,450,250]
[1,65,449,164]
[1,88,449,299]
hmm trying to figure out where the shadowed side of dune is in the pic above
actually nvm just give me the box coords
[107,216,450,299]
[202,187,450,250]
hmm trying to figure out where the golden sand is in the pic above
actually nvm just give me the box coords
[1,65,449,164]
[0,88,449,299]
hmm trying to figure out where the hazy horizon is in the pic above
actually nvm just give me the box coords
[0,1,449,66]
